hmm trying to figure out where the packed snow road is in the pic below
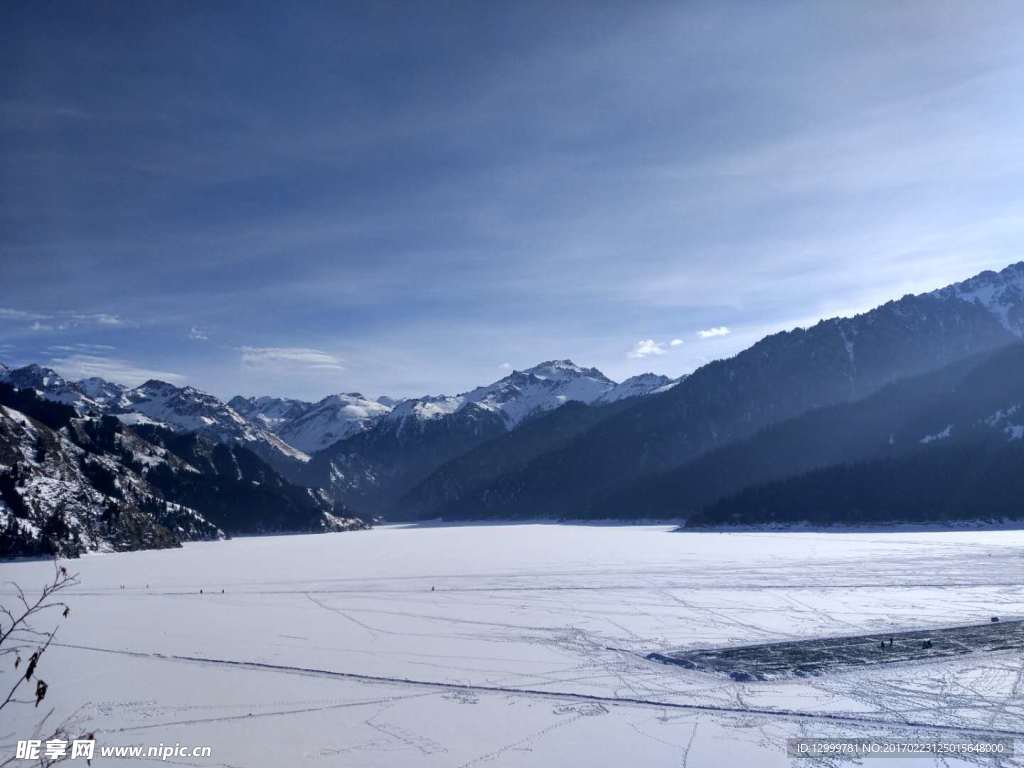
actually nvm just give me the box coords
[3,524,1024,766]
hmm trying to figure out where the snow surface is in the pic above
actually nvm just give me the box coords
[3,524,1024,766]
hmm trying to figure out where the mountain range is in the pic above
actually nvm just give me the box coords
[0,383,365,556]
[4,261,1024,553]
[405,263,1024,521]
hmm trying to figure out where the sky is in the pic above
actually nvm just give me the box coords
[3,1,1024,400]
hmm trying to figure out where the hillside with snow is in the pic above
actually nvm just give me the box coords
[233,392,393,454]
[387,360,660,427]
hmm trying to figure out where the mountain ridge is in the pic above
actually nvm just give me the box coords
[404,262,1024,521]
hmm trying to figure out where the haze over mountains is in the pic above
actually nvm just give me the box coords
[4,262,1024,554]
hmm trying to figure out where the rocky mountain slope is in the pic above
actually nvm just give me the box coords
[0,368,309,468]
[0,389,221,556]
[0,384,365,557]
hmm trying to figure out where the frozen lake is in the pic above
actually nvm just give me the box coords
[3,524,1024,766]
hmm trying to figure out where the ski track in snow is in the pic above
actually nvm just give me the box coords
[3,524,1024,767]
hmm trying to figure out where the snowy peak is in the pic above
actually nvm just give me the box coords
[124,381,309,462]
[520,359,614,385]
[0,364,102,414]
[933,261,1024,335]
[388,394,462,422]
[229,392,393,453]
[1,369,310,463]
[76,377,130,408]
[597,373,673,403]
[228,395,314,430]
[2,363,69,391]
[275,392,392,453]
[135,379,181,396]
[386,359,622,429]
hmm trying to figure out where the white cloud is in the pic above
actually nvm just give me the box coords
[669,338,683,347]
[0,307,50,321]
[48,354,184,386]
[1,307,130,332]
[499,362,512,369]
[71,312,124,326]
[240,346,344,371]
[48,343,117,353]
[698,326,731,339]
[628,339,667,359]
[188,326,209,341]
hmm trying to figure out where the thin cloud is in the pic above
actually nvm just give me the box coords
[188,326,209,341]
[0,307,50,321]
[71,312,124,326]
[48,343,117,353]
[48,354,184,386]
[669,338,683,347]
[628,339,667,359]
[698,326,731,339]
[240,346,344,371]
[1,307,130,332]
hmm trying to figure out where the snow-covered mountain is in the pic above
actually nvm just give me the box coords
[276,393,392,453]
[1,359,675,463]
[597,373,674,403]
[230,392,393,453]
[0,367,309,465]
[228,395,315,431]
[229,361,671,456]
[932,261,1024,334]
[0,384,368,556]
[438,261,1024,521]
[0,402,222,556]
[388,360,618,428]
[300,360,652,513]
[0,364,104,414]
[77,376,132,408]
[123,380,309,463]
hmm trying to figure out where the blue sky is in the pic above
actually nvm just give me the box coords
[3,1,1024,400]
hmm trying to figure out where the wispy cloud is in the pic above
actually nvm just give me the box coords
[0,307,49,321]
[669,338,683,347]
[0,307,130,332]
[47,354,184,386]
[499,362,512,370]
[188,326,209,341]
[697,326,731,339]
[48,343,117,353]
[240,346,344,371]
[71,312,124,326]
[628,339,667,359]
